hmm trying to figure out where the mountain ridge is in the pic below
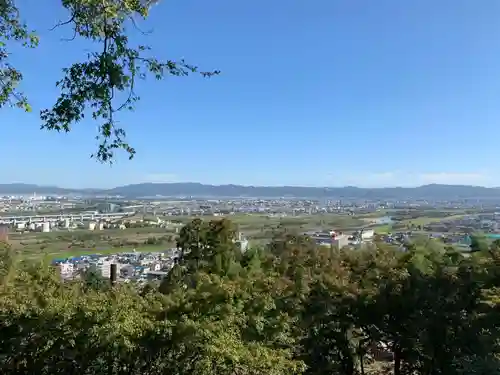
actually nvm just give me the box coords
[1,182,500,199]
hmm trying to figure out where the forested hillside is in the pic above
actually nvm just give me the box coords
[0,218,499,374]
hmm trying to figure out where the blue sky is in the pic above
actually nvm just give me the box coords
[3,0,500,188]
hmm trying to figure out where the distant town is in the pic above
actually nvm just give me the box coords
[1,182,500,283]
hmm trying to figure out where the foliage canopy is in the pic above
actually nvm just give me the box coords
[0,219,499,374]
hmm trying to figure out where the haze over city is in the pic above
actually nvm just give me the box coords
[3,171,499,190]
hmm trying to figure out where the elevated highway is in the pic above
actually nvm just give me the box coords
[0,212,131,224]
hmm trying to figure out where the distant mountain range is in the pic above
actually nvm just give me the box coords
[2,182,500,199]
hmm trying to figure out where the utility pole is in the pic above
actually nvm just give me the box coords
[110,264,117,286]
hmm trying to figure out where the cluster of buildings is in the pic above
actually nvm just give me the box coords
[307,229,375,248]
[54,233,249,283]
[423,214,500,234]
[377,232,412,245]
[55,249,179,282]
[0,194,81,213]
[154,199,387,217]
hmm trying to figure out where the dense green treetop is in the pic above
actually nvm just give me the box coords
[0,219,499,374]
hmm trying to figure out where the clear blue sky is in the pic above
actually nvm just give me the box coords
[3,0,500,188]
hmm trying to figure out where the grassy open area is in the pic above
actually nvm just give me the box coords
[222,213,366,241]
[9,213,380,258]
[26,244,168,261]
[373,213,469,234]
[7,212,474,258]
[171,213,366,238]
[373,224,392,234]
[9,227,177,260]
[404,214,466,226]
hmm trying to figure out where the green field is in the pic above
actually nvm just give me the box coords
[9,213,371,258]
[9,227,177,260]
[27,244,168,261]
[373,224,392,234]
[219,213,367,242]
[404,214,466,226]
[172,213,366,233]
[16,212,469,258]
[373,214,468,234]
[7,212,473,258]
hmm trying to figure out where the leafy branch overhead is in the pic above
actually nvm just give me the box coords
[0,0,39,111]
[1,0,220,163]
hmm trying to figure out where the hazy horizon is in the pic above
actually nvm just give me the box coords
[1,181,499,190]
